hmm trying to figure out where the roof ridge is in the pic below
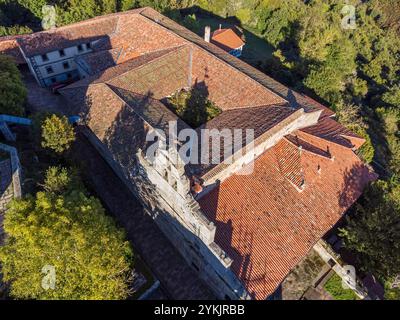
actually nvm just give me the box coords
[284,135,332,160]
[299,128,355,150]
[138,8,287,106]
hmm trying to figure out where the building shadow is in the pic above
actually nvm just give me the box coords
[0,1,42,32]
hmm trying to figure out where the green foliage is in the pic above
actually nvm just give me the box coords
[0,54,26,116]
[340,180,400,280]
[41,114,76,154]
[350,125,375,164]
[384,280,400,300]
[376,107,400,175]
[382,86,400,107]
[0,186,133,299]
[324,273,360,300]
[0,24,31,36]
[167,88,221,128]
[304,38,357,104]
[182,14,200,33]
[43,166,83,194]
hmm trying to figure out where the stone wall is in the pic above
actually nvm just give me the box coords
[0,159,14,213]
[82,127,250,299]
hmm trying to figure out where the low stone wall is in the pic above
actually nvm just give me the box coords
[0,159,14,213]
[0,144,22,199]
[0,144,22,300]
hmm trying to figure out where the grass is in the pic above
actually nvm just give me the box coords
[187,15,274,65]
[324,273,360,300]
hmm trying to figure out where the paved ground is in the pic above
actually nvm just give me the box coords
[22,68,69,114]
[71,132,214,300]
[281,249,329,300]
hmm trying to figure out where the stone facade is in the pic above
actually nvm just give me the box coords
[82,127,250,299]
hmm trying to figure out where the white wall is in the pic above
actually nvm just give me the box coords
[32,43,92,66]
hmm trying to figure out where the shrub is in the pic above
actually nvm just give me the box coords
[41,114,76,154]
[167,88,221,128]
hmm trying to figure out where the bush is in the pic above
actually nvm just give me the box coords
[0,169,133,299]
[0,54,26,116]
[167,88,221,128]
[43,166,83,194]
[348,124,375,164]
[41,114,76,154]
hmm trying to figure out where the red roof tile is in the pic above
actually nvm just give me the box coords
[211,28,245,52]
[199,127,377,299]
[300,116,365,149]
[0,37,25,64]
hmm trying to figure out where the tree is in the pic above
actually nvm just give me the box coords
[340,180,400,280]
[42,166,83,194]
[41,114,76,154]
[167,87,221,128]
[0,54,26,116]
[0,168,133,300]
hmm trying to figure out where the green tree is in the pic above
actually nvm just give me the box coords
[168,88,221,128]
[43,166,83,194]
[340,180,400,280]
[41,114,76,154]
[0,169,133,299]
[0,54,26,116]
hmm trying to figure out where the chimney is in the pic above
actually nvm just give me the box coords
[204,26,211,42]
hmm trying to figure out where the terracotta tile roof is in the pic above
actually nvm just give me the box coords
[107,45,191,99]
[16,16,120,57]
[47,8,377,301]
[191,105,296,176]
[64,46,184,89]
[199,128,377,299]
[300,116,365,149]
[74,48,122,75]
[211,28,245,52]
[273,138,304,190]
[284,134,332,159]
[0,37,25,64]
[138,8,332,114]
[109,86,189,133]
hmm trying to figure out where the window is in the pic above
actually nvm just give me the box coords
[59,49,65,57]
[86,42,91,49]
[51,78,56,83]
[46,66,54,74]
[63,61,69,69]
[77,44,83,52]
[41,54,49,62]
[67,73,72,79]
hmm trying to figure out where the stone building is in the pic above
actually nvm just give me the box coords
[0,7,377,300]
